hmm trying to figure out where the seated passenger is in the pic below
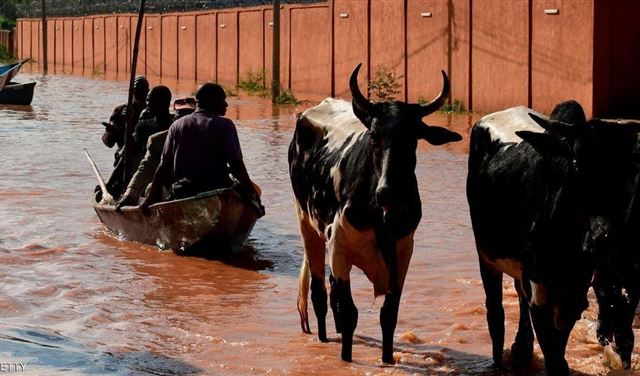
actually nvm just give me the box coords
[115,98,197,210]
[133,85,175,154]
[141,82,260,207]
[101,76,149,165]
[172,97,197,119]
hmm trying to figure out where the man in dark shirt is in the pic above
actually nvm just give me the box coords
[142,83,259,206]
[132,85,175,154]
[102,76,149,164]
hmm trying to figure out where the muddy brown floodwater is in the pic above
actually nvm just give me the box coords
[0,68,637,375]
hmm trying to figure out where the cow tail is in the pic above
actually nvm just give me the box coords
[298,253,312,334]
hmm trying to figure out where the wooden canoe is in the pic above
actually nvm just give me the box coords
[93,188,262,253]
[0,81,36,105]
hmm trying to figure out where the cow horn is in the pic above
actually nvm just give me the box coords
[417,70,450,117]
[350,63,375,115]
[528,113,574,135]
[595,118,640,133]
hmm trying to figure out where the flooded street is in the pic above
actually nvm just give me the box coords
[0,67,637,375]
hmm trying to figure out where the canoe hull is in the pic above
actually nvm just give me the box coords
[94,188,260,252]
[0,81,36,105]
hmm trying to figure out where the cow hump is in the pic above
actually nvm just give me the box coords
[476,106,547,144]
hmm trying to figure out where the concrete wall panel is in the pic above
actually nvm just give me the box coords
[333,0,368,98]
[238,10,263,83]
[93,18,105,74]
[105,17,118,73]
[83,19,93,72]
[263,10,272,83]
[145,16,161,77]
[290,6,330,97]
[117,16,131,74]
[532,0,593,116]
[54,19,64,71]
[15,20,22,60]
[30,20,40,63]
[73,19,84,73]
[472,0,529,112]
[178,15,197,80]
[407,0,452,103]
[129,16,145,76]
[21,20,30,60]
[217,12,238,85]
[63,19,73,67]
[371,0,405,100]
[196,13,216,82]
[161,15,178,79]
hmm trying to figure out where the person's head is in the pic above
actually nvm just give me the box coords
[146,85,172,116]
[133,76,150,104]
[173,97,197,119]
[195,82,228,116]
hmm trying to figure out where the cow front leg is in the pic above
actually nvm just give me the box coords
[329,273,341,333]
[479,259,505,366]
[380,292,401,363]
[511,279,534,367]
[334,277,358,361]
[529,304,573,376]
[328,222,357,361]
[379,232,413,364]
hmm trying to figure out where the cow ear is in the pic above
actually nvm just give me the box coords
[419,125,463,145]
[515,131,568,155]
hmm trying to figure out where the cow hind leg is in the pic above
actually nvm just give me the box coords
[479,259,505,366]
[511,279,534,367]
[297,254,312,334]
[295,204,328,341]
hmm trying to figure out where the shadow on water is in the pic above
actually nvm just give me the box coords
[352,335,593,376]
[0,326,202,375]
[175,243,274,272]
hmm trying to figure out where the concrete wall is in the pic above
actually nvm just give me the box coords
[13,0,640,117]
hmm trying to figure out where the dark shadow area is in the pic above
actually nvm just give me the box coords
[175,242,274,272]
[0,326,203,375]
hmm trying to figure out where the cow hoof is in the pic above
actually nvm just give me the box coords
[545,360,569,376]
[510,340,533,367]
[341,353,352,362]
[318,334,328,343]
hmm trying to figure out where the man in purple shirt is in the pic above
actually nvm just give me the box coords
[142,83,258,206]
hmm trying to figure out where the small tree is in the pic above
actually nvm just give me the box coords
[368,65,402,103]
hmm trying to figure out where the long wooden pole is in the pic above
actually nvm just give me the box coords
[271,0,280,102]
[122,0,146,188]
[41,0,47,74]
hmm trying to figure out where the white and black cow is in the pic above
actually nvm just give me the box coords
[467,104,640,374]
[289,64,462,363]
